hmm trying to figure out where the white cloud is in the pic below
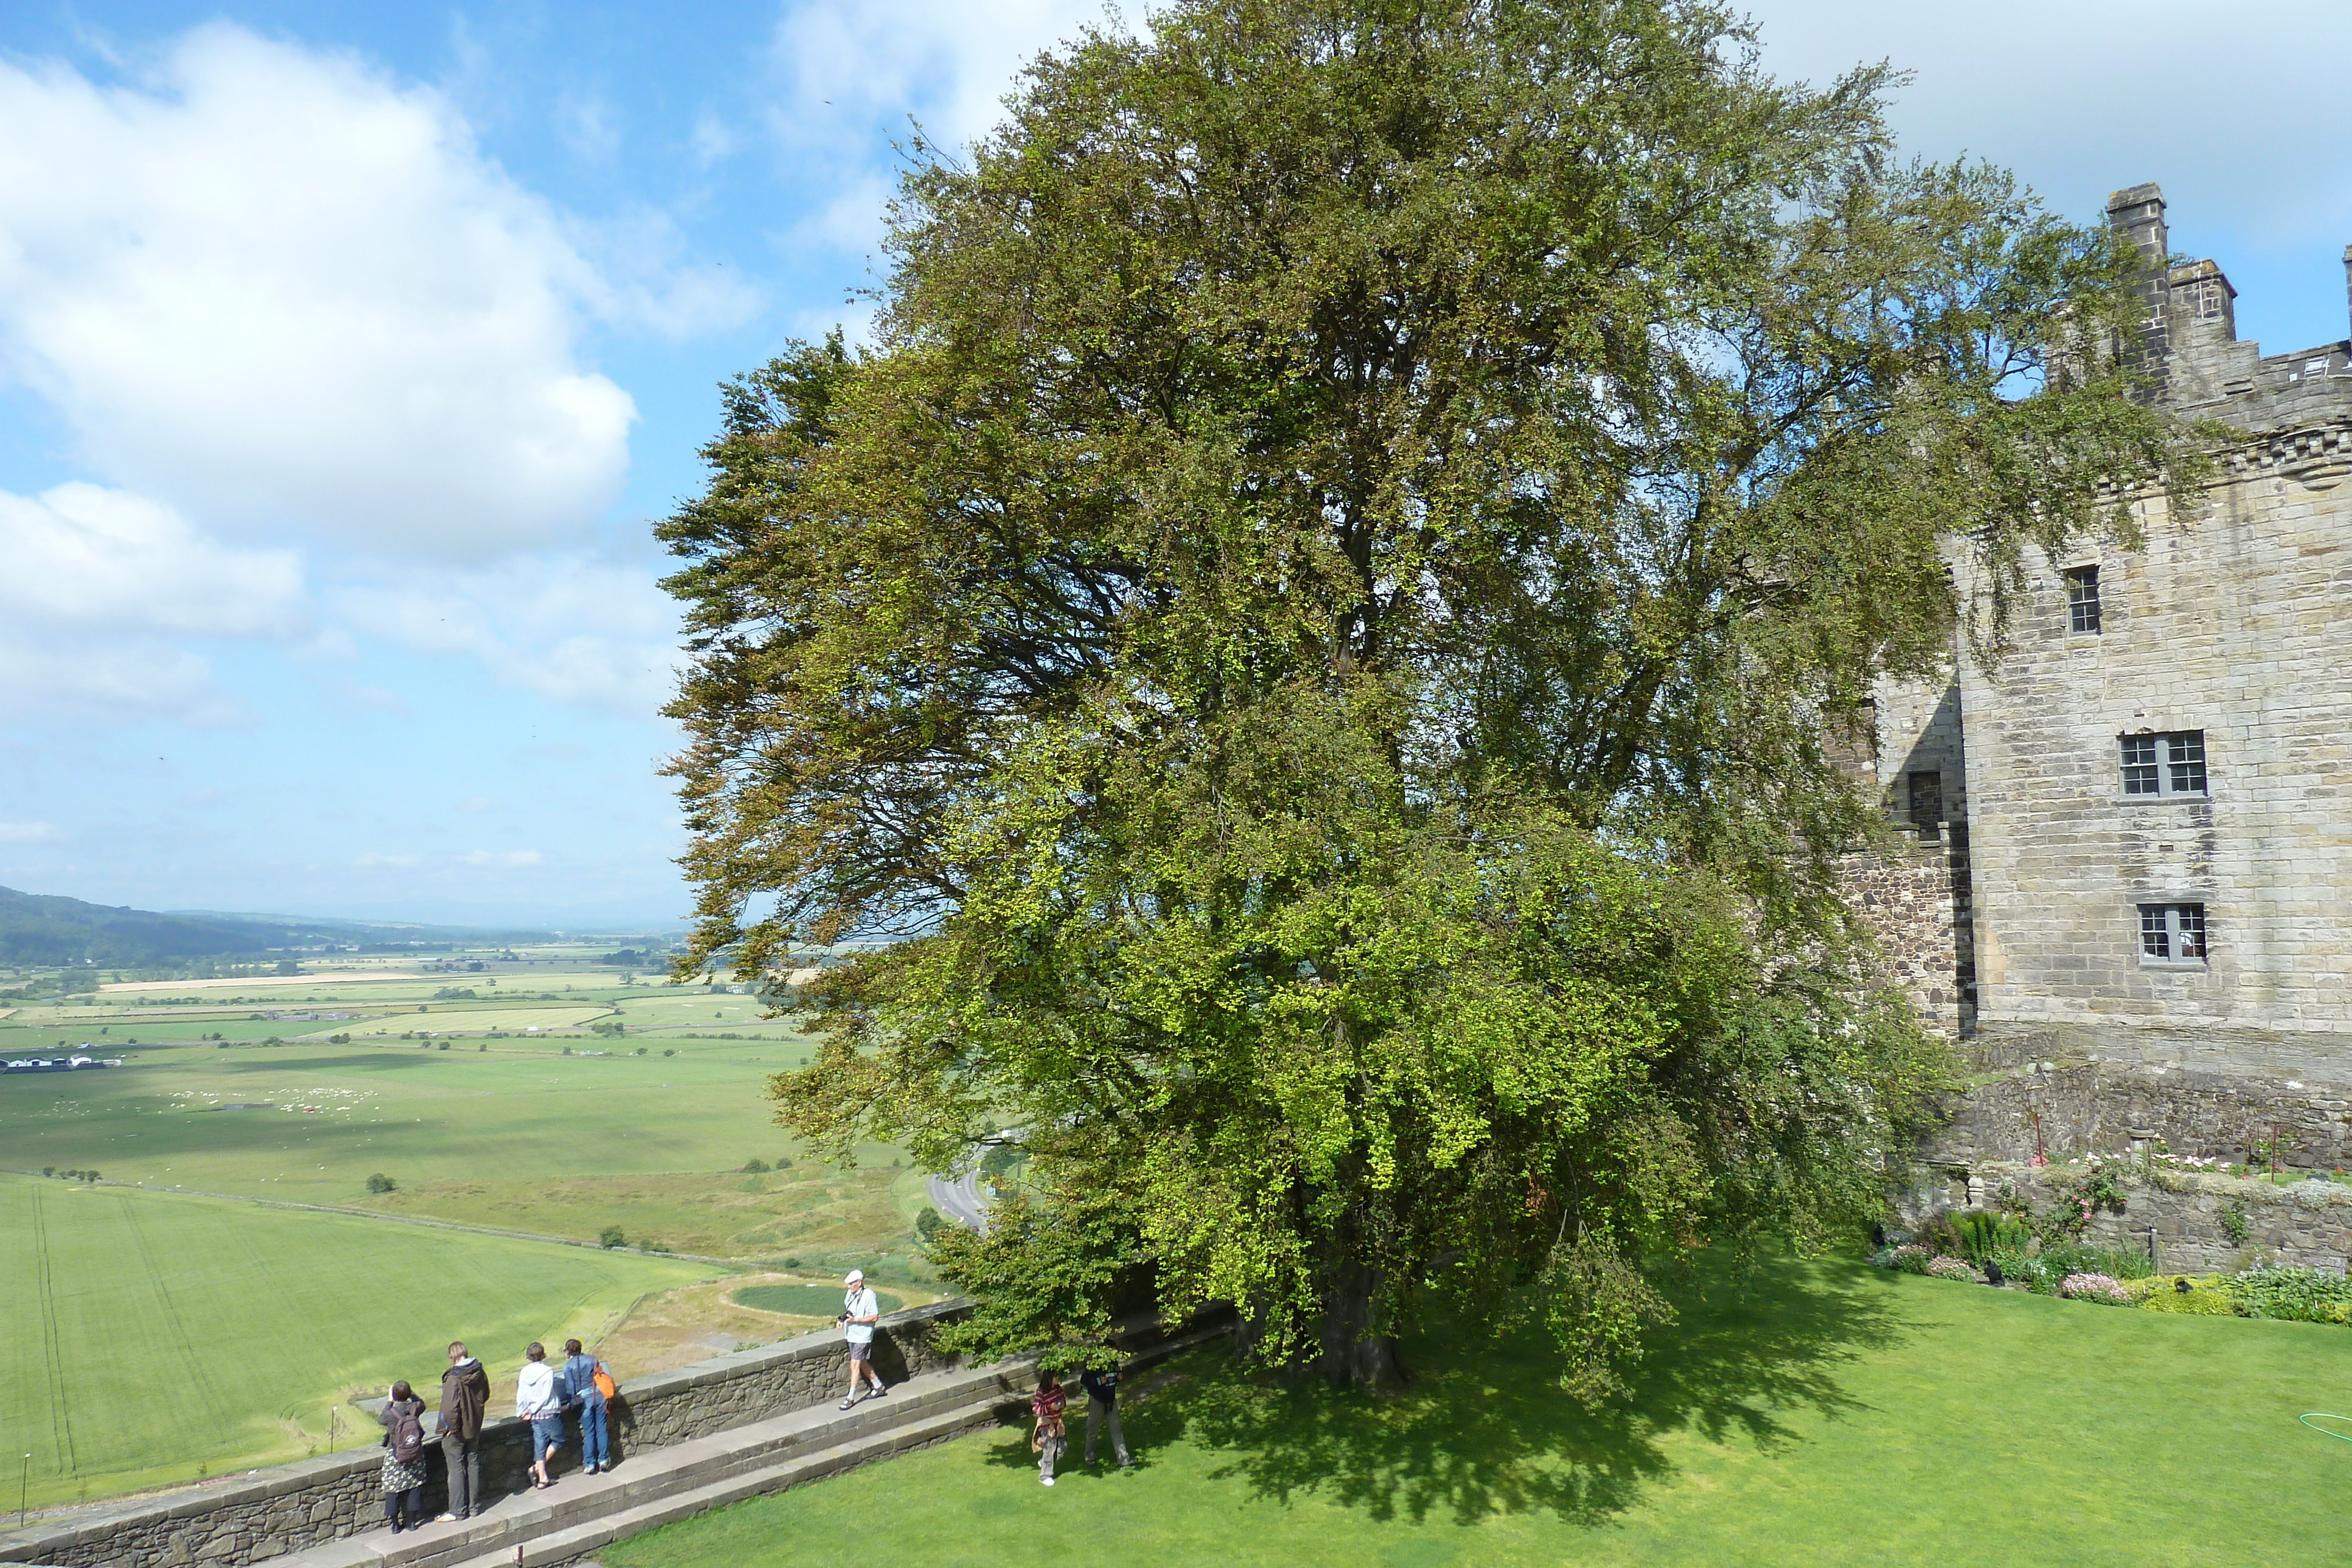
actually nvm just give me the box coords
[0,24,636,560]
[0,483,305,638]
[0,627,253,726]
[330,551,682,717]
[691,112,736,165]
[0,480,304,723]
[461,849,542,867]
[766,0,1112,260]
[0,821,64,843]
[774,0,1109,153]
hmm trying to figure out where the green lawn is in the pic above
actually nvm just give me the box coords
[0,1173,717,1509]
[606,1257,2352,1568]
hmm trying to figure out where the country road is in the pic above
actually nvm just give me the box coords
[927,1168,991,1234]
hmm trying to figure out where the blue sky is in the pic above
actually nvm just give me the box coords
[0,1,2346,927]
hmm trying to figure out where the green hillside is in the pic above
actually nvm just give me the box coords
[0,884,569,967]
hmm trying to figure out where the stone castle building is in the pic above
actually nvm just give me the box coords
[1867,182,2352,1202]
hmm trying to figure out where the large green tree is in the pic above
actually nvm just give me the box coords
[660,0,2196,1392]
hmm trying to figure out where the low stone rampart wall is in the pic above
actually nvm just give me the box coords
[0,1300,971,1568]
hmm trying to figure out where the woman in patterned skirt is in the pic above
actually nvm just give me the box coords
[377,1379,430,1532]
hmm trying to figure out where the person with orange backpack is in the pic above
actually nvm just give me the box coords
[559,1338,614,1473]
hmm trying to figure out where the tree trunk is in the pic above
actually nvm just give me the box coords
[1315,1253,1410,1393]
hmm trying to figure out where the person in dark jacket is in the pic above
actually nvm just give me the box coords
[557,1338,612,1475]
[435,1342,491,1522]
[377,1380,429,1532]
[1080,1356,1132,1469]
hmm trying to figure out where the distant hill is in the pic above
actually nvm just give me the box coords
[0,886,554,968]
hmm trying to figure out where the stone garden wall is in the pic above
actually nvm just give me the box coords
[0,1300,972,1568]
[1908,1161,2352,1276]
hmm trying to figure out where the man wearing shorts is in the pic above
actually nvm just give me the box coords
[837,1269,887,1409]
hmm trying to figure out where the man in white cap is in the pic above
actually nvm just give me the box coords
[837,1269,886,1409]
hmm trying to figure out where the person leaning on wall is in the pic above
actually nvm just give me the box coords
[558,1337,614,1474]
[435,1342,491,1523]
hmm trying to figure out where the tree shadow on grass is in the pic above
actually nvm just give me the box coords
[1061,1255,1915,1529]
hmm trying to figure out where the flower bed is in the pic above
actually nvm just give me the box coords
[1872,1243,2352,1326]
[2059,1272,2127,1303]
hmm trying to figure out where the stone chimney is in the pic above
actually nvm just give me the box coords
[2107,183,2171,386]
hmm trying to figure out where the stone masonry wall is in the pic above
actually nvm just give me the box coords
[1845,845,1967,1039]
[1955,188,2352,1047]
[1930,1059,2352,1171]
[0,1301,970,1568]
[1910,1161,2352,1276]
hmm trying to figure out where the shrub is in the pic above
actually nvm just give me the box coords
[2139,1277,2240,1315]
[915,1206,945,1242]
[599,1225,627,1248]
[663,1048,677,1058]
[2060,1272,2129,1303]
[2231,1264,2352,1324]
[743,1158,771,1173]
[2038,1239,2154,1282]
[365,1173,396,1194]
[1957,1211,2032,1265]
[2219,1199,2251,1244]
[1888,1244,1934,1275]
[1924,1256,1979,1283]
[1990,1249,2060,1295]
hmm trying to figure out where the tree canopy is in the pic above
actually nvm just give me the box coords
[659,0,2197,1393]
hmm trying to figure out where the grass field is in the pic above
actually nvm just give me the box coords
[292,1004,620,1038]
[0,1173,717,1509]
[0,951,944,1509]
[0,1025,924,1266]
[603,1256,2352,1568]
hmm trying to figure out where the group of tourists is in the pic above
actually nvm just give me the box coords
[1029,1356,1132,1486]
[370,1337,613,1533]
[368,1269,1135,1533]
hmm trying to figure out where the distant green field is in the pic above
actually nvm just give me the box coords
[293,1004,618,1038]
[0,1174,716,1509]
[733,1284,901,1317]
[0,973,933,1271]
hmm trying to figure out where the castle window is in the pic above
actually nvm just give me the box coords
[2064,566,2102,633]
[2121,731,2206,797]
[1906,771,1943,841]
[2139,902,2207,963]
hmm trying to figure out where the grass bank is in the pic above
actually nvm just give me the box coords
[0,1173,717,1509]
[606,1254,2352,1567]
